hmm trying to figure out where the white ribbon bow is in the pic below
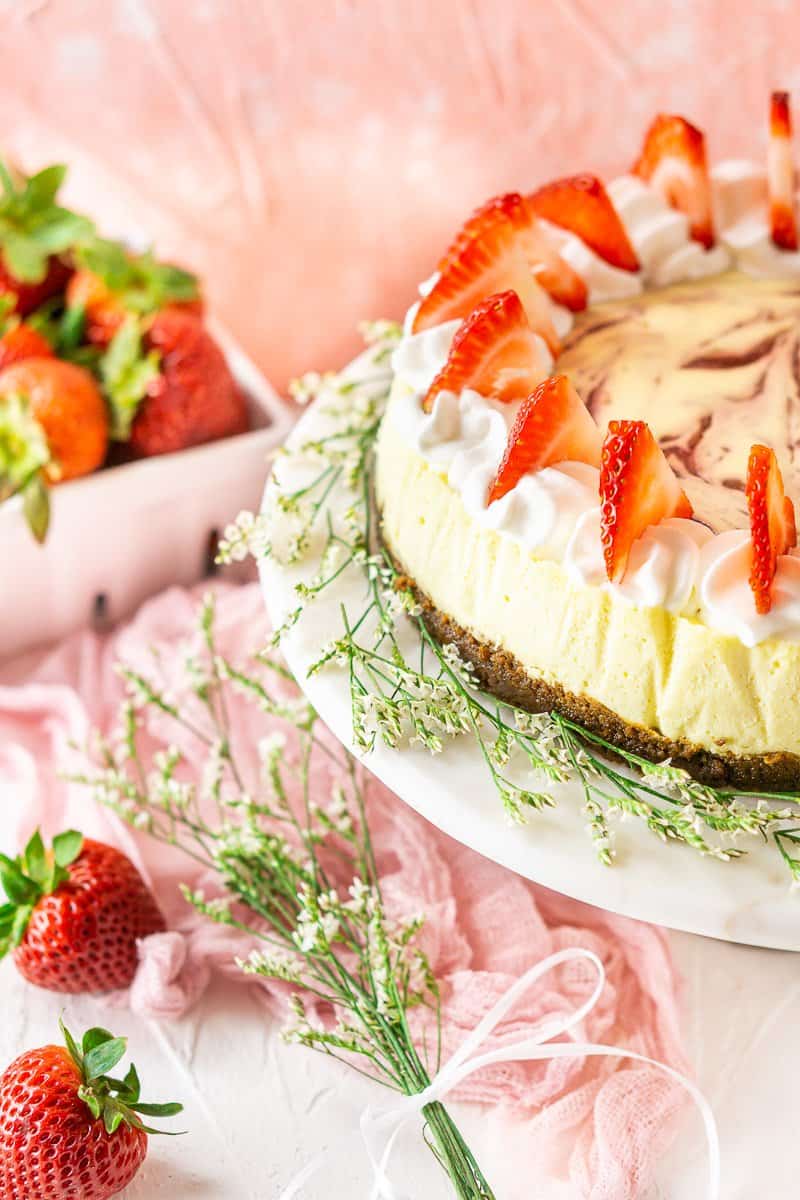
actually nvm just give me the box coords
[280,946,720,1200]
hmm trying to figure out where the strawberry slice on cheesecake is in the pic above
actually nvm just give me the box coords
[599,420,693,583]
[488,374,602,504]
[413,213,561,354]
[527,174,640,272]
[633,114,716,249]
[768,91,798,251]
[438,192,588,312]
[746,444,797,614]
[423,290,551,412]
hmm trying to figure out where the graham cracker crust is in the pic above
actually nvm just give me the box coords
[391,567,800,793]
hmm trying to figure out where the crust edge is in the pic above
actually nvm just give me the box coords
[390,564,800,792]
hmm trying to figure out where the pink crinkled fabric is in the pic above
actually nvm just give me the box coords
[0,581,689,1199]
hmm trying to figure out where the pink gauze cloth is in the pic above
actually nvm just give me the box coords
[0,581,690,1200]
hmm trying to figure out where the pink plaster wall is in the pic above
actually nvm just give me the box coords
[2,1,799,390]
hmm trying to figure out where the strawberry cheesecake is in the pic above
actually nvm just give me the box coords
[375,99,800,788]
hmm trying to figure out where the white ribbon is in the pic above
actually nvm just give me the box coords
[280,947,720,1200]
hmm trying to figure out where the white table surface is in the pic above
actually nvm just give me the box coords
[1,923,796,1199]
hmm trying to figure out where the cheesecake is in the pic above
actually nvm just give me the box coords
[375,102,800,788]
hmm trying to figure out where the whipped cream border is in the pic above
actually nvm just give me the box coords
[389,160,800,647]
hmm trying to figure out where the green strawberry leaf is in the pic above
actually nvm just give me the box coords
[104,1106,125,1136]
[22,473,50,544]
[0,232,49,283]
[62,1021,184,1137]
[76,237,132,291]
[132,1101,185,1117]
[21,830,47,886]
[52,829,84,869]
[24,165,67,209]
[30,207,93,256]
[100,316,161,441]
[60,1020,84,1070]
[10,904,32,947]
[83,1027,116,1055]
[59,301,86,353]
[76,236,199,312]
[84,1036,128,1080]
[0,904,17,937]
[0,158,94,282]
[0,391,51,499]
[120,1061,141,1102]
[0,855,39,906]
[78,1085,101,1120]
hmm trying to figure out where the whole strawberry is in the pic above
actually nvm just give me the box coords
[132,309,248,456]
[0,1021,182,1200]
[97,308,247,454]
[0,830,165,993]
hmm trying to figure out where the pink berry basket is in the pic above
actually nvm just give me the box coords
[0,320,293,659]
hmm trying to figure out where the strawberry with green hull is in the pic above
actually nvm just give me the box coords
[0,830,165,993]
[0,1022,182,1200]
[67,237,203,348]
[0,358,107,541]
[101,308,248,458]
[0,161,92,315]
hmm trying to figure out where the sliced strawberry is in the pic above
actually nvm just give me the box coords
[487,375,601,504]
[746,444,797,615]
[423,291,548,413]
[632,114,715,249]
[599,420,693,583]
[413,216,561,354]
[438,193,588,312]
[527,174,639,272]
[768,91,798,251]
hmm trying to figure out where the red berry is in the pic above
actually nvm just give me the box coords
[768,92,798,251]
[632,115,715,249]
[527,174,640,271]
[129,309,248,457]
[488,374,601,504]
[424,290,549,413]
[599,420,692,583]
[8,834,165,993]
[0,1022,182,1200]
[413,212,560,353]
[438,192,588,312]
[746,444,797,615]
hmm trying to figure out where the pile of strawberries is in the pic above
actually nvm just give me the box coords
[0,160,248,542]
[0,828,181,1198]
[418,101,799,615]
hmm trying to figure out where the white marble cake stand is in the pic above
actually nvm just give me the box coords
[260,391,800,954]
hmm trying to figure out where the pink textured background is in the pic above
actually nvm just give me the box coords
[1,1,798,390]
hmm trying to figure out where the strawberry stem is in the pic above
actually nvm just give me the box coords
[61,1020,184,1136]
